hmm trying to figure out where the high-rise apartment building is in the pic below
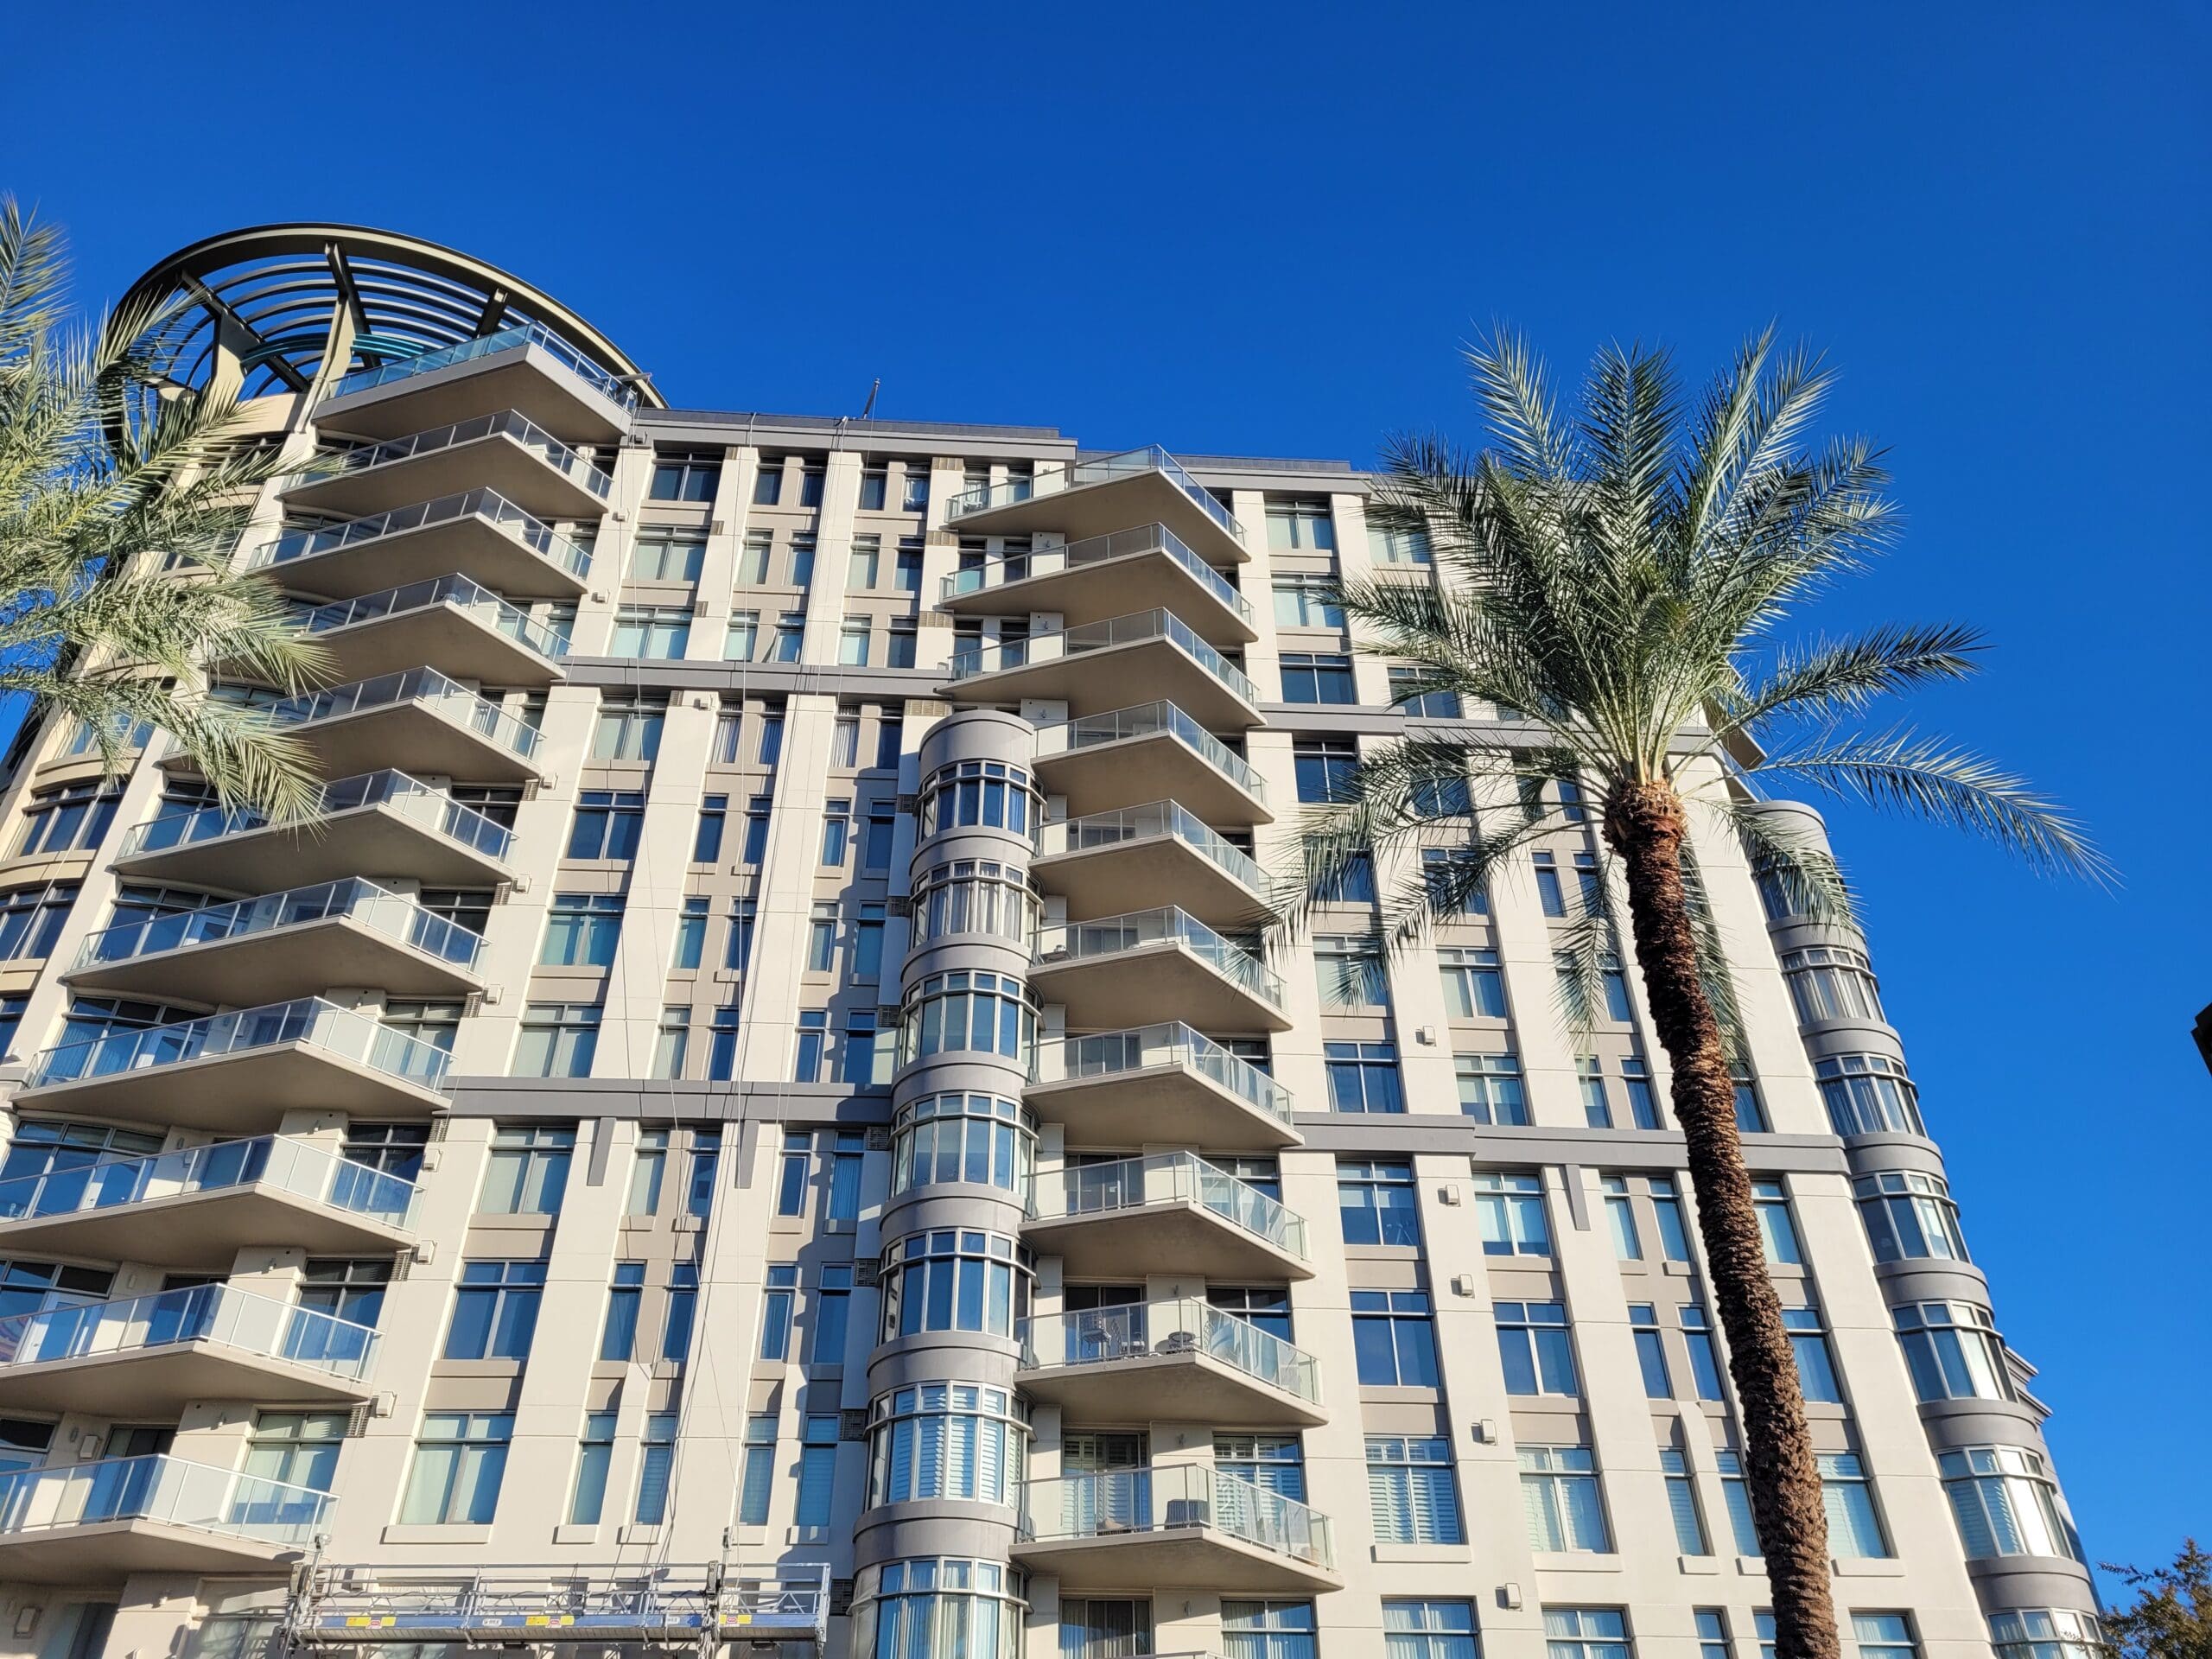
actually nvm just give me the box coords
[0,226,2098,1659]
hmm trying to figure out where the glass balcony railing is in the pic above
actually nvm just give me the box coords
[1040,1153,1306,1260]
[1022,1299,1321,1405]
[1033,1024,1295,1126]
[1033,906,1281,1007]
[292,410,613,499]
[270,667,543,762]
[0,1282,378,1382]
[24,996,453,1094]
[118,770,515,868]
[946,447,1247,545]
[331,320,637,410]
[0,1135,416,1232]
[0,1454,332,1547]
[299,574,571,663]
[947,610,1260,709]
[1040,802,1263,893]
[73,878,484,977]
[245,488,594,583]
[1033,702,1267,805]
[1017,1464,1332,1568]
[939,524,1251,623]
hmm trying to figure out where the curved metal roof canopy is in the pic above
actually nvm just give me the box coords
[114,222,662,408]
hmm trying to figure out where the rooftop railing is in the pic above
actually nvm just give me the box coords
[24,996,452,1094]
[299,573,570,663]
[1034,906,1281,1007]
[939,524,1250,623]
[947,609,1260,709]
[1039,1152,1306,1261]
[270,667,543,763]
[1022,1299,1321,1405]
[0,1134,416,1231]
[1016,1463,1332,1568]
[1032,702,1266,805]
[117,770,515,868]
[292,410,612,499]
[1032,1023,1295,1126]
[0,1281,378,1382]
[946,447,1246,545]
[1040,801,1263,893]
[245,488,594,583]
[0,1454,332,1547]
[329,320,637,410]
[73,878,483,977]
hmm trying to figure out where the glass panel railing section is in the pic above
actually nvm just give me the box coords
[0,1282,378,1382]
[0,1135,416,1231]
[117,770,515,867]
[1044,1153,1306,1259]
[948,611,1259,708]
[73,878,484,976]
[0,1455,333,1546]
[1032,1024,1296,1126]
[1040,802,1263,893]
[938,524,1251,622]
[1032,702,1266,805]
[1020,1300,1321,1405]
[947,448,1246,545]
[300,575,570,662]
[245,488,594,583]
[24,996,454,1094]
[330,320,637,410]
[1034,907,1281,1007]
[293,410,613,499]
[1016,1464,1332,1567]
[271,668,543,762]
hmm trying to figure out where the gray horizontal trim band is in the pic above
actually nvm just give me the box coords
[561,658,942,701]
[1288,1116,1853,1175]
[448,1076,893,1124]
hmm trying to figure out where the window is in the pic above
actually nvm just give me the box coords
[1315,936,1388,1007]
[854,901,887,978]
[650,451,720,501]
[1534,851,1567,917]
[822,798,851,864]
[1325,1040,1403,1112]
[1421,847,1489,915]
[591,695,664,761]
[865,1382,1031,1510]
[812,1263,853,1360]
[707,1004,741,1077]
[1631,1307,1672,1397]
[1990,1610,2104,1659]
[808,901,838,972]
[760,1265,798,1359]
[1293,738,1357,804]
[1695,1611,1731,1659]
[1852,1616,1916,1659]
[1338,1159,1419,1246]
[770,613,804,661]
[1497,1301,1579,1395]
[1216,1431,1304,1503]
[840,1013,886,1084]
[735,795,772,865]
[1855,1169,1967,1261]
[1224,1601,1315,1659]
[480,1125,574,1214]
[777,1132,810,1216]
[893,1094,1033,1198]
[568,791,645,860]
[671,898,709,972]
[343,1122,429,1181]
[1385,1602,1477,1659]
[444,1261,545,1359]
[839,620,873,664]
[1620,1055,1662,1127]
[1439,947,1506,1018]
[661,1264,699,1361]
[611,607,690,658]
[601,1262,645,1359]
[898,969,1036,1065]
[799,465,825,508]
[862,803,896,869]
[1389,666,1459,716]
[1265,499,1335,550]
[753,461,783,506]
[512,1003,600,1077]
[1368,1435,1463,1543]
[738,1415,777,1523]
[887,617,917,666]
[1523,1451,1611,1553]
[1895,1302,2012,1402]
[724,610,760,661]
[1732,1069,1768,1132]
[1602,1178,1642,1258]
[0,881,77,961]
[632,529,704,582]
[1752,1179,1802,1264]
[1816,1053,1923,1135]
[1662,1450,1710,1554]
[859,470,888,513]
[399,1412,512,1523]
[1281,652,1357,704]
[1784,1306,1844,1402]
[874,717,905,769]
[540,894,623,966]
[569,1411,616,1524]
[794,1010,828,1081]
[242,1410,346,1496]
[879,1229,1031,1339]
[627,1132,667,1215]
[794,1414,839,1526]
[1681,1306,1726,1400]
[1822,1452,1893,1557]
[1715,1450,1760,1554]
[682,1128,721,1217]
[1370,521,1433,565]
[16,781,122,855]
[630,1412,677,1525]
[901,468,930,512]
[1941,1446,2081,1559]
[1273,577,1344,630]
[1352,1288,1439,1385]
[1456,1053,1528,1123]
[1782,945,1885,1025]
[1474,1171,1549,1255]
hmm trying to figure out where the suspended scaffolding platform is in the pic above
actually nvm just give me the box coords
[283,1562,830,1656]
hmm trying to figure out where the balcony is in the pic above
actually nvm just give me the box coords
[244,488,592,601]
[0,1283,378,1416]
[259,668,544,783]
[945,448,1249,566]
[297,575,569,687]
[0,1455,329,1581]
[281,410,613,522]
[115,771,513,892]
[946,611,1261,730]
[1032,907,1287,1033]
[1014,1465,1338,1593]
[0,1136,415,1270]
[18,997,450,1132]
[67,878,485,1006]
[313,321,638,442]
[939,524,1255,645]
[1027,1026,1300,1150]
[1019,1300,1325,1429]
[1034,802,1267,925]
[1033,702,1272,826]
[1027,1154,1312,1281]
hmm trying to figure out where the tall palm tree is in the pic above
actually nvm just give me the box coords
[0,199,325,817]
[1276,331,2105,1659]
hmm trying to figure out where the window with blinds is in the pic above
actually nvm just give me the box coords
[1368,1435,1464,1544]
[868,1382,1028,1508]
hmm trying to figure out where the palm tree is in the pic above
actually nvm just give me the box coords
[1276,331,2105,1659]
[0,199,325,817]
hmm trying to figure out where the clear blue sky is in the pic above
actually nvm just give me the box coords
[5,0,2205,1584]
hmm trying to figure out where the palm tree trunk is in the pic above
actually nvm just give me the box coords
[1604,779,1840,1659]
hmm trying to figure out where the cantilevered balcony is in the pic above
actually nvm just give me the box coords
[1032,907,1287,1033]
[18,997,450,1132]
[1027,1153,1312,1281]
[297,575,569,687]
[0,1283,378,1416]
[254,669,543,784]
[1027,1025,1300,1150]
[1034,802,1267,925]
[115,771,513,891]
[67,878,485,1006]
[946,611,1261,730]
[0,1136,416,1270]
[1014,1465,1338,1593]
[244,488,592,601]
[1033,702,1272,825]
[945,448,1249,566]
[939,524,1255,645]
[0,1455,329,1581]
[313,321,638,442]
[281,410,613,521]
[1019,1300,1325,1429]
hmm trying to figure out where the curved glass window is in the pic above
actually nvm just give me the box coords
[853,1560,1025,1659]
[880,1228,1031,1340]
[1855,1168,1968,1262]
[912,860,1039,949]
[1815,1054,1924,1137]
[1895,1301,2013,1402]
[1940,1446,2082,1560]
[899,970,1035,1065]
[1991,1610,2104,1659]
[1781,946,1885,1025]
[918,760,1038,841]
[892,1094,1033,1198]
[867,1382,1028,1507]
